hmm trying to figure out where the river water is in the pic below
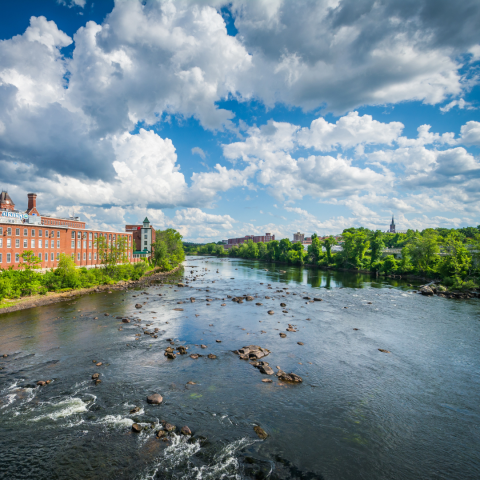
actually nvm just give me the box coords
[1,256,479,480]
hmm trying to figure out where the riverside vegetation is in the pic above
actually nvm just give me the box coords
[0,228,185,303]
[187,226,480,292]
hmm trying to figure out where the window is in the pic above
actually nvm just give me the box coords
[45,240,49,248]
[57,231,60,237]
[77,253,80,260]
[51,240,54,248]
[39,239,42,248]
[31,229,35,236]
[0,227,3,234]
[7,228,12,235]
[38,253,42,261]
[109,234,112,240]
[71,240,75,248]
[0,239,2,247]
[56,253,59,260]
[94,233,98,239]
[71,254,74,259]
[89,253,91,260]
[15,253,19,263]
[15,228,20,236]
[144,234,148,239]
[7,253,11,263]
[83,232,87,239]
[77,240,80,248]
[0,253,2,263]
[39,229,42,237]
[144,241,147,246]
[23,229,27,236]
[57,240,60,248]
[77,232,81,238]
[45,230,48,237]
[71,232,75,239]
[23,239,27,248]
[31,239,35,248]
[89,241,91,248]
[83,240,86,248]
[83,253,86,260]
[7,239,11,248]
[94,253,97,260]
[89,232,92,239]
[15,239,19,248]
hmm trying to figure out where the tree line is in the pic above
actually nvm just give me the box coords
[187,226,480,291]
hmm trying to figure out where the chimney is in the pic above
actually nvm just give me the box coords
[27,193,37,212]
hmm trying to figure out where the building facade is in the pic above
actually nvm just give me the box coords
[0,192,139,269]
[224,233,275,249]
[125,217,156,259]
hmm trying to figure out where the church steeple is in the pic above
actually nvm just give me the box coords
[389,215,396,233]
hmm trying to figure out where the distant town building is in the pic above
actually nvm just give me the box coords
[389,215,396,233]
[293,232,313,246]
[224,233,275,249]
[293,232,305,243]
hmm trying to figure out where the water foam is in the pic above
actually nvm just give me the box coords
[29,397,90,422]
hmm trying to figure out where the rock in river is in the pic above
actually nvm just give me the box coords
[135,304,142,309]
[259,365,274,375]
[236,345,271,360]
[277,372,303,383]
[132,423,142,433]
[181,426,192,436]
[254,426,268,439]
[420,286,434,296]
[147,393,163,405]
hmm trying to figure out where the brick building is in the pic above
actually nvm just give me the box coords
[125,217,156,259]
[0,192,139,269]
[224,233,275,249]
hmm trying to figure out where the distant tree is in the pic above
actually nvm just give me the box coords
[323,236,337,263]
[369,230,385,266]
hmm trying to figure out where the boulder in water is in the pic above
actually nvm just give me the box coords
[254,426,268,439]
[146,393,163,405]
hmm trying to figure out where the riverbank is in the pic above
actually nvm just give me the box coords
[0,264,183,315]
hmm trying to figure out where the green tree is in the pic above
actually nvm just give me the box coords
[439,232,471,278]
[369,230,385,266]
[153,228,185,269]
[308,233,322,264]
[405,230,440,273]
[323,236,337,264]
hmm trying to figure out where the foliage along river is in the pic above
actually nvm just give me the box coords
[1,256,479,480]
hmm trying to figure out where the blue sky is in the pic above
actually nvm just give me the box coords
[0,0,479,241]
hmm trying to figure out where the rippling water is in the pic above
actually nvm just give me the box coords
[1,256,479,479]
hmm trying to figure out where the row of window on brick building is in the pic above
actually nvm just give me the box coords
[0,226,132,265]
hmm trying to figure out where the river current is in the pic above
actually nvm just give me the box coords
[1,256,479,480]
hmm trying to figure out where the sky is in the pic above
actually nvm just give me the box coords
[0,0,479,242]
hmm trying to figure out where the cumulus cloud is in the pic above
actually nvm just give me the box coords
[191,147,206,159]
[297,112,404,152]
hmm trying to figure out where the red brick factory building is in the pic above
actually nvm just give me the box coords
[0,191,147,269]
[223,233,275,249]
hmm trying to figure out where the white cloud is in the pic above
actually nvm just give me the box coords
[460,121,480,146]
[58,0,86,8]
[191,147,206,159]
[440,98,475,112]
[297,111,404,152]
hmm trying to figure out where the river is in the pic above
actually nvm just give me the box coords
[1,256,479,480]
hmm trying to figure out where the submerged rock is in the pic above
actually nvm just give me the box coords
[278,372,303,383]
[207,354,217,359]
[135,304,142,309]
[190,354,199,359]
[254,426,268,439]
[92,373,100,380]
[147,393,163,405]
[378,349,391,353]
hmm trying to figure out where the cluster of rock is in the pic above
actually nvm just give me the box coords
[419,283,478,299]
[231,295,255,303]
[233,345,271,360]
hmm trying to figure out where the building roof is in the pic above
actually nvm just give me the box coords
[143,217,150,224]
[0,191,14,205]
